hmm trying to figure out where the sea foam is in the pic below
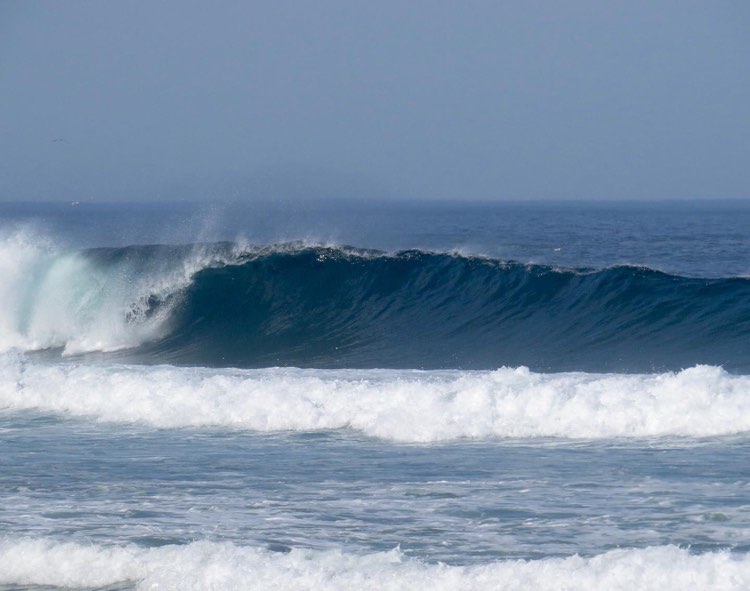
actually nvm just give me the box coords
[0,538,748,590]
[2,356,749,441]
[0,230,236,354]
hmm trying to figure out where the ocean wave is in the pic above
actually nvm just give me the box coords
[0,538,748,590]
[2,357,750,441]
[2,232,750,372]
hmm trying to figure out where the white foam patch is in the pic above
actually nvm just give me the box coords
[0,538,748,591]
[0,230,236,354]
[2,356,750,441]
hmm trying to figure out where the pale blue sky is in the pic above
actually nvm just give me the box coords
[1,1,748,202]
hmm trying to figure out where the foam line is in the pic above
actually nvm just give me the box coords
[2,356,750,441]
[0,538,748,590]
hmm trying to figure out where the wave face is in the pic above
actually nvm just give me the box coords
[2,234,750,372]
[3,357,750,441]
[1,538,749,591]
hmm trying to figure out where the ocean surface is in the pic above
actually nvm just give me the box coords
[1,200,749,590]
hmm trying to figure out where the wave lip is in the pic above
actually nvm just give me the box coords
[3,357,750,441]
[1,538,749,591]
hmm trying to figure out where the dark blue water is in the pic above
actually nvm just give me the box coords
[111,245,750,372]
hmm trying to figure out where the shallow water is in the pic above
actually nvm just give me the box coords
[2,415,749,564]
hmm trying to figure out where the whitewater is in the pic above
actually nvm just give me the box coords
[1,201,749,590]
[2,540,750,591]
[3,358,750,441]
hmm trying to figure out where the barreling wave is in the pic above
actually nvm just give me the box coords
[1,231,749,372]
[1,538,749,591]
[3,357,750,441]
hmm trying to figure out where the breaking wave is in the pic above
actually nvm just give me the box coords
[2,231,750,372]
[3,356,750,441]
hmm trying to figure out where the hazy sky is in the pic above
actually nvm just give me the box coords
[1,1,749,202]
